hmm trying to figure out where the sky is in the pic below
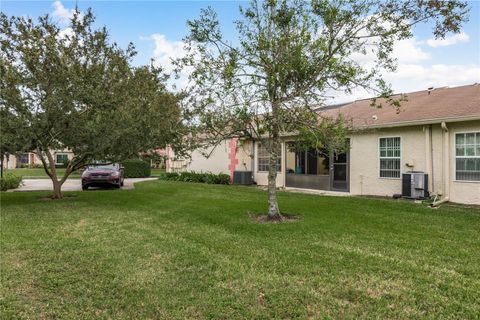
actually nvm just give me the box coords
[1,0,479,103]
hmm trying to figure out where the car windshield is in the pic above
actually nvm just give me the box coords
[88,164,118,171]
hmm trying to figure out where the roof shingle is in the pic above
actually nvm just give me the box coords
[320,84,480,128]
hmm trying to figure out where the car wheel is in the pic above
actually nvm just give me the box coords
[82,186,88,191]
[120,179,124,187]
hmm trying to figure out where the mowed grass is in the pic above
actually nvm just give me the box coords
[1,181,479,319]
[5,167,164,179]
[5,168,81,179]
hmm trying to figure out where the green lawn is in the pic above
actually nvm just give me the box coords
[1,181,479,319]
[5,168,81,178]
[150,168,166,176]
[5,167,164,178]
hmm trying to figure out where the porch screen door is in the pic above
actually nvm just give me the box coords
[331,152,349,191]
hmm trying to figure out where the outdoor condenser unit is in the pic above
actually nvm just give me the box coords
[402,171,429,199]
[233,171,253,185]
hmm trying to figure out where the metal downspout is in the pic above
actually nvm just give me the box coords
[432,122,450,206]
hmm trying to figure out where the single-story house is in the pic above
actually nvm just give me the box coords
[166,84,480,205]
[2,150,75,169]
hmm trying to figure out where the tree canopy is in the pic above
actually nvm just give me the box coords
[0,9,182,198]
[178,0,469,219]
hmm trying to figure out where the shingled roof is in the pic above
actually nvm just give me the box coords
[320,84,480,128]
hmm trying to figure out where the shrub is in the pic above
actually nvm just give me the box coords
[159,171,230,185]
[122,159,151,178]
[0,174,22,191]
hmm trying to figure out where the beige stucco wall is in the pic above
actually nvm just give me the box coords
[349,120,480,205]
[447,121,480,205]
[2,154,17,169]
[349,126,427,197]
[175,139,253,175]
[2,150,76,169]
[171,120,479,205]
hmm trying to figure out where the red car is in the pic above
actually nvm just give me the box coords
[81,163,124,190]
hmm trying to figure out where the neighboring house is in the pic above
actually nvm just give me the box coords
[2,150,75,169]
[167,84,480,205]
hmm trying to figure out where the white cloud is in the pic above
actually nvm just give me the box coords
[143,33,190,90]
[329,63,480,104]
[142,31,476,98]
[385,63,480,93]
[426,32,470,48]
[392,39,430,63]
[51,1,81,25]
[146,34,185,73]
[352,38,430,65]
[330,33,479,103]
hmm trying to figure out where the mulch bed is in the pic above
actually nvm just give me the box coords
[38,194,78,200]
[251,213,302,224]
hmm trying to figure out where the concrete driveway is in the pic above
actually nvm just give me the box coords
[12,178,158,192]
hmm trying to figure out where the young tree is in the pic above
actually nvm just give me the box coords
[178,0,469,220]
[0,10,181,198]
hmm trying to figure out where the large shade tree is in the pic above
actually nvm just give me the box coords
[0,9,182,198]
[178,0,469,220]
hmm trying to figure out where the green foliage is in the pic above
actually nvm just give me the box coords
[0,109,31,161]
[159,171,230,185]
[0,173,22,191]
[122,159,151,178]
[0,9,182,198]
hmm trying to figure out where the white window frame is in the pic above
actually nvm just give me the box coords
[378,136,402,179]
[257,142,282,173]
[454,131,480,182]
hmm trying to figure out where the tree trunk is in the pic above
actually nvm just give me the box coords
[267,138,282,220]
[52,179,64,199]
[1,156,4,179]
[44,150,64,199]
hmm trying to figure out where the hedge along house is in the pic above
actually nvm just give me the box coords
[166,84,480,205]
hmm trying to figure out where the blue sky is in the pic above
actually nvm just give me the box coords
[2,0,479,102]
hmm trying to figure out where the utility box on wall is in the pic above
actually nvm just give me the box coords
[402,171,429,199]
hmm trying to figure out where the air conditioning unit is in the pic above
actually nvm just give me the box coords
[402,171,429,199]
[233,171,253,185]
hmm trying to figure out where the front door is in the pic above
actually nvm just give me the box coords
[330,152,349,192]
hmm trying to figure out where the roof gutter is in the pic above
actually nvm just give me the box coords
[355,115,480,130]
[251,115,480,140]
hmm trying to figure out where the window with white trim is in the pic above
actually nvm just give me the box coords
[56,153,69,165]
[379,137,401,178]
[257,143,281,172]
[455,132,480,181]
